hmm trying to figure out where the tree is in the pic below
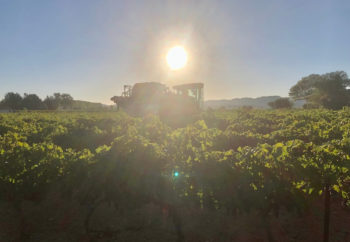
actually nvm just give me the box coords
[43,95,60,110]
[289,71,350,109]
[22,93,44,110]
[60,93,74,109]
[289,74,321,99]
[43,93,74,110]
[268,98,293,109]
[2,92,23,111]
[0,100,5,109]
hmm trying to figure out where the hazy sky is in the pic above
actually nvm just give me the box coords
[1,0,350,103]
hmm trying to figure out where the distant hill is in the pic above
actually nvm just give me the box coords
[72,100,114,111]
[204,96,305,109]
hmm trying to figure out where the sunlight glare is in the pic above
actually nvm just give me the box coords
[166,46,188,70]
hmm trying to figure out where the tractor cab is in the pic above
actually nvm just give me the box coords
[173,83,204,109]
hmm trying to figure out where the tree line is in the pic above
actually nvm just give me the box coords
[268,70,350,109]
[0,92,74,111]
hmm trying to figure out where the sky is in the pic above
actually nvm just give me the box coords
[1,0,350,104]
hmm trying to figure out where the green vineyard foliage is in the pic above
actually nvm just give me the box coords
[0,109,349,239]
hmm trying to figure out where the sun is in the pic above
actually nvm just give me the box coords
[166,46,188,70]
